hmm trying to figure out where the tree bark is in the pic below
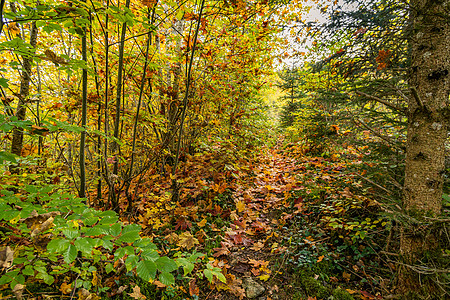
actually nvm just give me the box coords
[10,22,38,159]
[79,0,88,198]
[399,0,449,295]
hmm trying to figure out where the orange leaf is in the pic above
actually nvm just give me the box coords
[189,279,199,296]
[197,218,207,227]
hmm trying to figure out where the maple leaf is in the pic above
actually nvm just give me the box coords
[236,200,245,212]
[195,229,207,244]
[250,241,264,251]
[165,232,179,244]
[177,232,199,249]
[213,243,231,257]
[175,217,192,231]
[128,286,147,300]
[228,274,245,300]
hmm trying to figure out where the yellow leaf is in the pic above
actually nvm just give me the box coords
[91,271,100,286]
[7,23,20,36]
[197,218,207,228]
[258,274,270,281]
[236,201,245,213]
[177,232,199,250]
[317,255,324,263]
[59,282,72,295]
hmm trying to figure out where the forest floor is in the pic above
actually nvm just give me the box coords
[118,139,389,300]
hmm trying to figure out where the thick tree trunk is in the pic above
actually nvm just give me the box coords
[399,0,449,295]
[10,22,38,158]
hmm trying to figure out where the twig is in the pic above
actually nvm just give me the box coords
[355,90,405,113]
[354,172,392,195]
[410,87,424,108]
[392,260,450,274]
[355,118,402,150]
[379,250,399,257]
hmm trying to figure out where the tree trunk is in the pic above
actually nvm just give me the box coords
[79,0,88,198]
[399,0,449,295]
[10,21,38,159]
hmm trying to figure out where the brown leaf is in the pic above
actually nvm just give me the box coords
[165,232,179,244]
[0,246,14,269]
[228,275,245,300]
[128,286,147,300]
[153,280,166,288]
[342,271,351,282]
[189,279,199,296]
[12,284,25,300]
[20,211,61,228]
[213,242,230,257]
[175,217,192,231]
[30,217,54,238]
[250,241,264,251]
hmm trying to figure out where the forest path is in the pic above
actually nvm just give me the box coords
[206,142,309,299]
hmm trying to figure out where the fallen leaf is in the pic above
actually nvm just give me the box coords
[59,282,72,295]
[189,279,199,296]
[175,217,192,231]
[153,280,166,288]
[0,246,14,269]
[30,217,54,238]
[12,284,24,300]
[177,232,199,250]
[259,274,270,281]
[128,286,147,300]
[236,200,246,213]
[197,218,207,227]
[165,232,179,244]
[342,271,351,282]
[250,241,264,251]
[317,255,324,263]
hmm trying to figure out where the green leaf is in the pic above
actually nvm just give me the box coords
[105,263,114,274]
[98,215,119,225]
[0,151,17,164]
[0,271,18,285]
[156,256,178,273]
[141,249,159,261]
[159,271,175,286]
[204,269,213,283]
[22,265,34,276]
[62,228,80,239]
[122,223,141,233]
[114,246,134,260]
[83,226,104,237]
[47,238,70,253]
[136,260,156,282]
[102,237,113,251]
[36,271,55,285]
[64,244,78,263]
[74,237,94,254]
[176,258,195,275]
[10,274,25,289]
[116,230,140,244]
[0,78,9,88]
[125,254,139,272]
[109,223,122,236]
